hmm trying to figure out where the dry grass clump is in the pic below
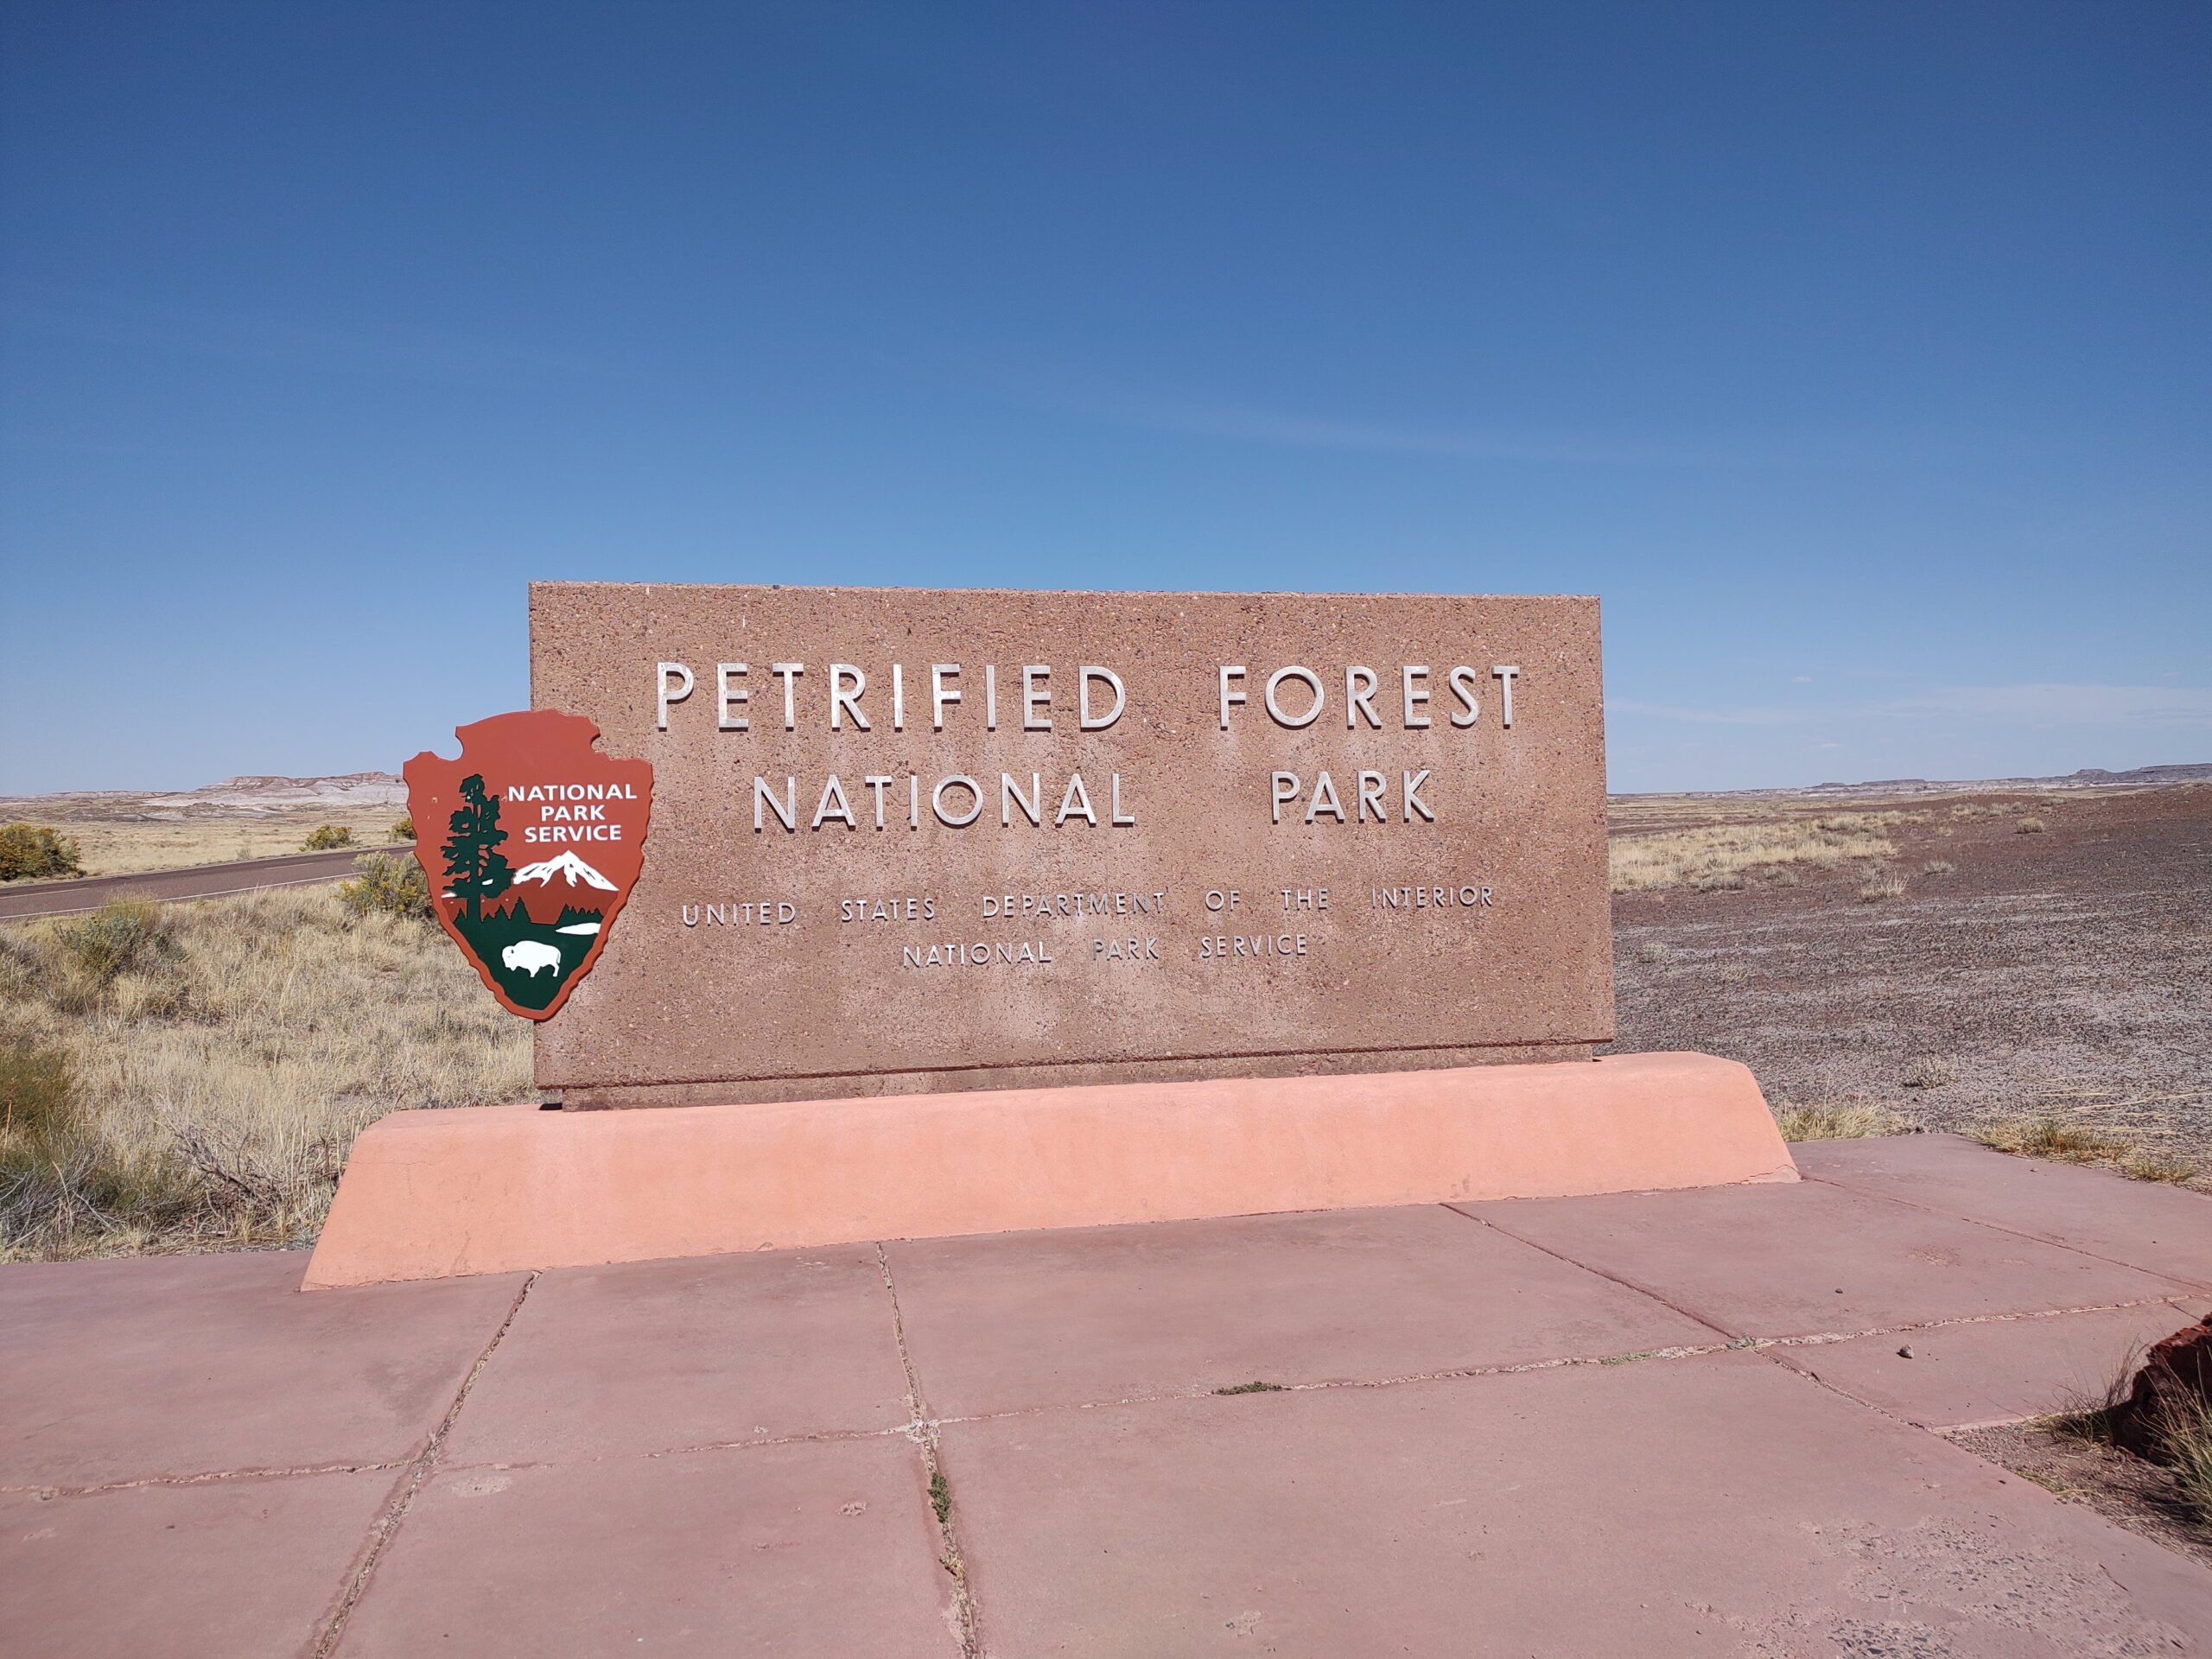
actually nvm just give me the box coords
[1,1039,202,1255]
[1856,868,1907,903]
[2016,817,2048,835]
[2039,1350,2140,1448]
[1610,812,1900,895]
[0,887,527,1259]
[2118,1147,2202,1185]
[2039,1353,2212,1529]
[1974,1116,2202,1187]
[2164,1396,2212,1525]
[1773,1099,1905,1141]
[1902,1054,1956,1089]
[1921,858,1955,875]
[1978,1116,2129,1160]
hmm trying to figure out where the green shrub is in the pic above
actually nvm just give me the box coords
[0,1042,73,1143]
[0,823,83,881]
[0,1040,90,1249]
[302,824,354,851]
[56,897,173,984]
[0,1038,194,1253]
[341,852,432,919]
[389,814,415,842]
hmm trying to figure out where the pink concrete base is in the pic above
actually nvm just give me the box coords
[302,1052,1796,1288]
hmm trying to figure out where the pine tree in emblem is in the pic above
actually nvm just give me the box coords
[442,773,514,922]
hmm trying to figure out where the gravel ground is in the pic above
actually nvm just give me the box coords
[1948,1421,2212,1571]
[1606,784,2212,1166]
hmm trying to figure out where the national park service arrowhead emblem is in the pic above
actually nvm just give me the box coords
[404,711,652,1020]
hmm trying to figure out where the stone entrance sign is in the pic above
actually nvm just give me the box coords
[313,583,1784,1287]
[530,583,1611,1108]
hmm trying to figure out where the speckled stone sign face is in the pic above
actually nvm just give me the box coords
[529,583,1611,1108]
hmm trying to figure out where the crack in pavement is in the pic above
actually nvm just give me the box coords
[875,1243,981,1659]
[3,1457,411,1502]
[309,1268,538,1659]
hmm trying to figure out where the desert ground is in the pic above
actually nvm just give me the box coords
[0,774,410,878]
[1608,780,2212,1171]
[0,885,528,1258]
[1,776,2207,1267]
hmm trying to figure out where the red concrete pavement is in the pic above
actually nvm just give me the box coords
[3,1135,2208,1656]
[1798,1130,2212,1287]
[943,1351,2212,1656]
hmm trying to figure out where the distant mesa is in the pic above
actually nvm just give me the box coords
[1618,760,2212,802]
[1799,762,2212,795]
[512,850,618,892]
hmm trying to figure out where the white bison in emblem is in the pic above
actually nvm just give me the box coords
[501,940,563,977]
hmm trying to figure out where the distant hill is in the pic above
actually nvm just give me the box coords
[1619,762,2212,802]
[10,762,2207,816]
[2057,764,2212,787]
[0,773,405,814]
[1800,763,2212,795]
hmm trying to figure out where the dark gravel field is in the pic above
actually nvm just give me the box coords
[1605,784,2212,1167]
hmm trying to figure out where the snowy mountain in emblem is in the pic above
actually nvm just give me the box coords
[512,850,618,891]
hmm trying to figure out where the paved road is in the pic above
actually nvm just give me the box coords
[1,1136,2207,1655]
[0,843,417,922]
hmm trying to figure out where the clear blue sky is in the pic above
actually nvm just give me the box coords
[3,3,2206,794]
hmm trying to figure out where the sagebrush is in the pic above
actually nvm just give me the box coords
[341,852,432,919]
[0,823,83,882]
